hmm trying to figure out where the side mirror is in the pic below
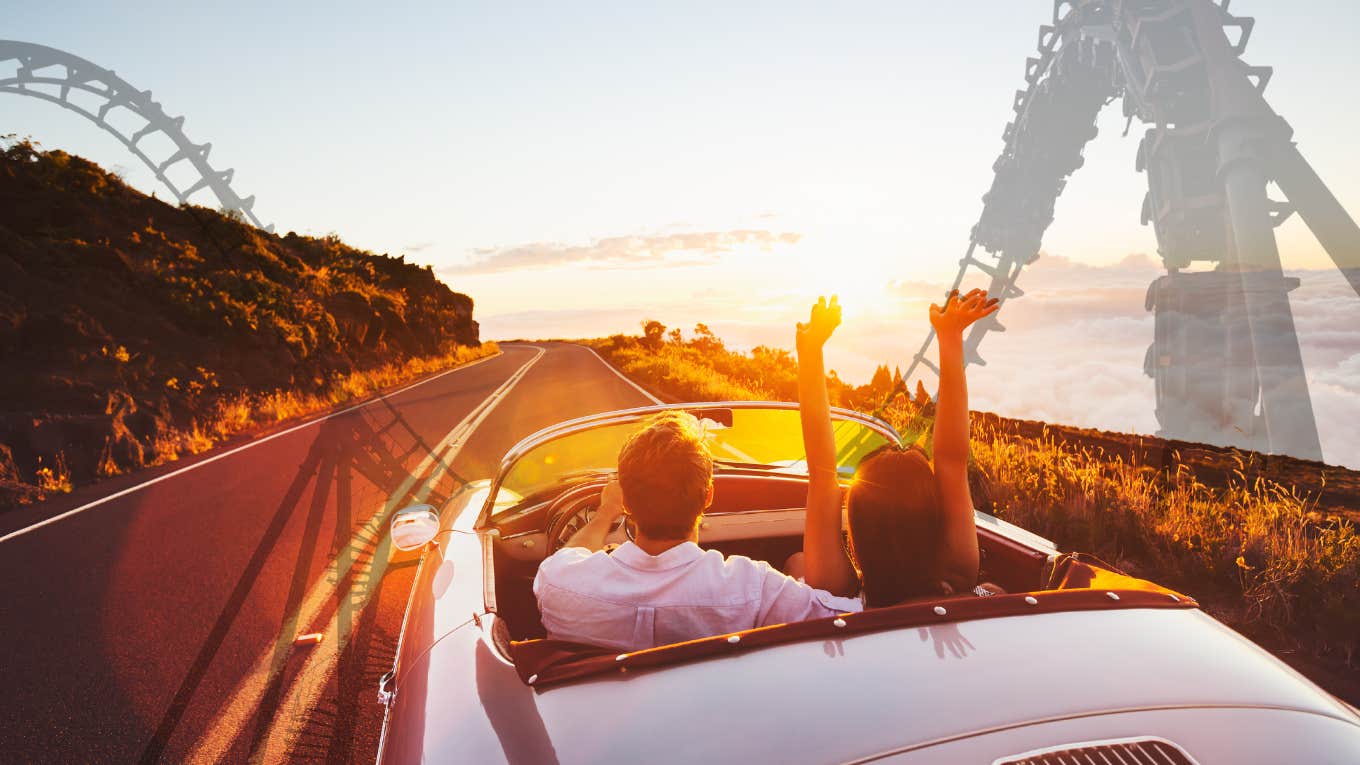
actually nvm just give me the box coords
[391,504,440,551]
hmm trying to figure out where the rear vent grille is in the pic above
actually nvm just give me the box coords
[995,736,1199,765]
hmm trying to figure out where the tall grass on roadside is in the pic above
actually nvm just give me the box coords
[141,342,499,467]
[593,340,770,402]
[34,453,73,494]
[968,422,1360,665]
[586,326,878,406]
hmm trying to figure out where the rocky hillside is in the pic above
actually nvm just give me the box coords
[0,140,480,505]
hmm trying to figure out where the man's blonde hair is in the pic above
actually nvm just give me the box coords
[617,411,713,539]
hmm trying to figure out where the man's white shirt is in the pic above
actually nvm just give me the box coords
[533,540,863,651]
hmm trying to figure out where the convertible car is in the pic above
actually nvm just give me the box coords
[375,402,1360,764]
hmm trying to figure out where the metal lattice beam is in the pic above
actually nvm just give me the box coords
[903,0,1349,460]
[0,40,273,232]
[904,2,1117,381]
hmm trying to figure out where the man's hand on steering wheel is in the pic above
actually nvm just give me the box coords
[560,478,627,552]
[599,478,625,520]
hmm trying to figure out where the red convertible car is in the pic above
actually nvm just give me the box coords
[376,402,1360,764]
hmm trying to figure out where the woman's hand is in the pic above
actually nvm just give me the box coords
[796,295,842,356]
[929,289,999,338]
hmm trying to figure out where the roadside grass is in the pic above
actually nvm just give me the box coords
[34,453,73,494]
[139,342,499,468]
[971,424,1360,667]
[593,341,769,402]
[588,327,1360,676]
[586,329,870,406]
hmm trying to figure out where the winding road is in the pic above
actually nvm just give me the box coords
[0,343,658,764]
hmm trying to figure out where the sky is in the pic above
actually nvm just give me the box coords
[5,1,1360,465]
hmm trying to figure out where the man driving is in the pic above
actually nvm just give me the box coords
[533,410,862,651]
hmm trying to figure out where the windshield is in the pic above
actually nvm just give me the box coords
[488,405,900,519]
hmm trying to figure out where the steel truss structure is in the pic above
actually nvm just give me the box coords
[1,40,272,232]
[903,0,1360,461]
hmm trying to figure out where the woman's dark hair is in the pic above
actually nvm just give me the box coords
[846,446,945,607]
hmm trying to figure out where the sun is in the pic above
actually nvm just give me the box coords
[783,262,900,319]
[774,230,911,318]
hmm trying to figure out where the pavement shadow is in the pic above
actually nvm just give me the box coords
[137,394,468,763]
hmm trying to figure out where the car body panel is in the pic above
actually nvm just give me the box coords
[383,604,1360,763]
[383,481,491,704]
[875,706,1360,764]
[376,402,1360,763]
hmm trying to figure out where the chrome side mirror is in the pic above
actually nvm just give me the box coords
[390,504,440,551]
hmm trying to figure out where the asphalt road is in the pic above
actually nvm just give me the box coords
[0,342,657,764]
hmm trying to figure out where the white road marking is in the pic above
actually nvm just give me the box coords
[718,442,762,464]
[580,344,664,404]
[187,346,545,764]
[0,351,507,545]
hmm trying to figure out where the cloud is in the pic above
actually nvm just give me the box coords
[444,229,802,275]
[886,278,947,300]
[952,262,1360,468]
[402,241,436,253]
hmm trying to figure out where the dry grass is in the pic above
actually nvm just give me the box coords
[143,342,499,466]
[586,329,873,406]
[970,423,1360,665]
[34,453,73,494]
[597,342,770,402]
[589,327,1360,674]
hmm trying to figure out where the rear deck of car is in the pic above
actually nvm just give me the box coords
[392,603,1360,764]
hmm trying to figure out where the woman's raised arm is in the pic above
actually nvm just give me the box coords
[796,296,859,596]
[928,289,999,593]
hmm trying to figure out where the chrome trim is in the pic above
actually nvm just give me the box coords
[974,508,1058,552]
[705,506,807,518]
[477,611,517,666]
[376,669,396,706]
[480,530,498,614]
[992,735,1200,765]
[699,508,806,542]
[476,401,902,528]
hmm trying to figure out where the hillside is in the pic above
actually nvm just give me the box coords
[586,323,1360,702]
[0,139,490,508]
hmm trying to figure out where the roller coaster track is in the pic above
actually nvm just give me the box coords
[0,40,273,232]
[904,4,1118,380]
[903,0,1360,460]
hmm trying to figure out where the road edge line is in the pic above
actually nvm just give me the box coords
[579,345,664,404]
[224,345,546,762]
[183,345,546,763]
[0,350,507,545]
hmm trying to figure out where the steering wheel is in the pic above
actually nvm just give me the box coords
[544,479,632,554]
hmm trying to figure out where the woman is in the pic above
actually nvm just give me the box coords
[795,290,1000,607]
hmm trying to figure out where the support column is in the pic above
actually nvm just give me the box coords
[1217,121,1323,460]
[1272,143,1360,299]
[1186,0,1323,460]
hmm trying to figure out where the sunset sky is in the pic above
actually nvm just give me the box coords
[7,1,1360,464]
